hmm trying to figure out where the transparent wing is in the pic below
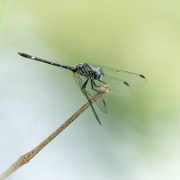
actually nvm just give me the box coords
[92,74,131,95]
[73,73,107,114]
[90,64,147,87]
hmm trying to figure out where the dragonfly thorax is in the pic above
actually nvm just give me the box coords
[74,63,104,80]
[74,63,92,78]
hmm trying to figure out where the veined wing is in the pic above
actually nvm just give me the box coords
[93,74,131,95]
[90,64,147,87]
[73,73,107,114]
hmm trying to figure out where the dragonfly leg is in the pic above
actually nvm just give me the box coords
[81,79,89,90]
[98,79,107,85]
[83,92,102,126]
[81,79,102,125]
[90,79,106,93]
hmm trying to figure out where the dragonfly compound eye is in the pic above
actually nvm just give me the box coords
[93,68,104,80]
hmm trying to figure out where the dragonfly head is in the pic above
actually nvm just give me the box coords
[94,67,104,80]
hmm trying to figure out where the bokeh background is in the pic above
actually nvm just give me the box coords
[0,0,180,179]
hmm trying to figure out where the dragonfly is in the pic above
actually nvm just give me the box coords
[18,52,147,125]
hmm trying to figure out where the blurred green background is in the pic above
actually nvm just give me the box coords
[1,0,180,179]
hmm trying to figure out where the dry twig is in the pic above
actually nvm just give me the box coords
[0,85,109,180]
